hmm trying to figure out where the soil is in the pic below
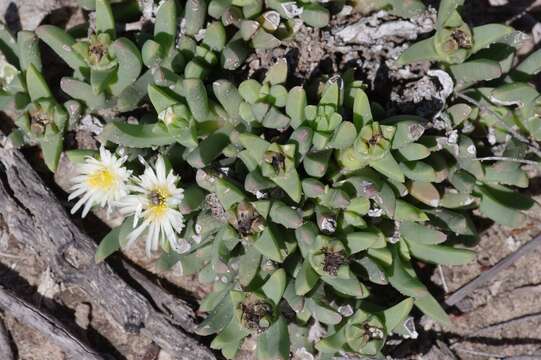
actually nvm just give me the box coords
[2,1,541,360]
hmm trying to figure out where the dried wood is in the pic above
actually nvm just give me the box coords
[0,314,15,360]
[445,232,541,307]
[0,286,102,359]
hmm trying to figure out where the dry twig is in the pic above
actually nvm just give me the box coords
[445,232,541,306]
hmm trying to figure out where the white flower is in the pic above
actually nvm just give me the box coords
[68,146,131,217]
[118,156,188,256]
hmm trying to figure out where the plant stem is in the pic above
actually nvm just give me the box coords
[475,156,540,165]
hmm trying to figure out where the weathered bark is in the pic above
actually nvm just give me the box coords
[0,137,215,360]
[0,286,102,359]
[0,314,15,360]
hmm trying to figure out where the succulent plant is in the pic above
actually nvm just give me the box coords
[0,24,73,171]
[399,0,514,66]
[97,61,529,359]
[2,0,538,359]
[36,0,143,112]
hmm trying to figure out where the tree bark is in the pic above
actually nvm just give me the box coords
[0,286,102,359]
[0,314,15,360]
[0,137,215,360]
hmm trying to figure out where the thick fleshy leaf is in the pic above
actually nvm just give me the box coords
[90,67,115,94]
[478,185,533,227]
[272,170,302,203]
[222,36,249,70]
[262,269,287,305]
[195,293,234,335]
[346,230,385,254]
[398,143,430,161]
[394,200,428,222]
[286,86,306,128]
[450,59,502,90]
[330,121,357,150]
[392,121,425,149]
[471,24,513,53]
[484,161,528,188]
[36,25,87,70]
[408,181,440,207]
[490,82,538,107]
[100,121,185,147]
[252,29,281,49]
[414,295,451,326]
[148,84,180,114]
[65,149,99,164]
[400,161,437,182]
[110,38,143,96]
[304,150,332,177]
[210,315,248,359]
[269,202,303,229]
[17,31,42,71]
[204,21,227,51]
[0,26,19,66]
[95,0,115,37]
[398,38,439,65]
[295,222,319,258]
[427,209,476,236]
[215,178,245,209]
[406,239,475,265]
[95,227,121,262]
[301,3,330,28]
[400,222,447,245]
[516,48,541,76]
[256,316,290,360]
[321,274,368,298]
[26,64,52,101]
[60,77,107,110]
[289,127,313,157]
[40,132,63,171]
[213,79,242,121]
[305,298,342,325]
[264,58,288,85]
[179,185,206,214]
[381,298,414,333]
[254,226,285,263]
[116,69,154,112]
[185,0,208,36]
[239,133,270,163]
[184,78,209,122]
[295,260,319,296]
[370,154,405,183]
[385,246,429,298]
[239,246,261,287]
[154,0,177,53]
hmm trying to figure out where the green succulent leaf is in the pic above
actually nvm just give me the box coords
[95,0,116,37]
[95,226,121,263]
[17,31,42,71]
[262,269,287,305]
[256,316,290,360]
[36,25,87,71]
[26,64,52,101]
[100,121,192,147]
[405,239,475,265]
[109,38,142,96]
[381,298,414,333]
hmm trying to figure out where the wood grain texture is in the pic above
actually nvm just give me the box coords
[0,286,103,359]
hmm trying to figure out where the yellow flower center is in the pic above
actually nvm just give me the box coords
[86,168,116,190]
[147,188,169,220]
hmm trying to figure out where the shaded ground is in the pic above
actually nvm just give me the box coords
[1,1,541,359]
